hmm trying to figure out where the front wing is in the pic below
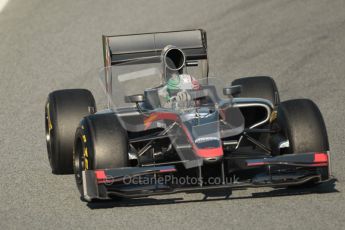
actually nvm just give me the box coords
[81,152,333,201]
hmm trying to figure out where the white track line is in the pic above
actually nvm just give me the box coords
[0,0,9,12]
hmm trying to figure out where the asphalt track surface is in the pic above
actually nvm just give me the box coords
[1,0,345,229]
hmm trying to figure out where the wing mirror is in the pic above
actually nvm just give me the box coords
[125,94,145,103]
[223,85,242,97]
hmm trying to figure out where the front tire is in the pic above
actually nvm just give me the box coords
[45,89,96,174]
[277,99,329,153]
[73,113,129,197]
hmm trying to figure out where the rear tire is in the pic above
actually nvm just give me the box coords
[232,76,280,148]
[45,89,96,174]
[73,113,129,197]
[231,76,280,106]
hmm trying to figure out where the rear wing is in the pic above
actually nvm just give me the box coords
[102,29,208,66]
[101,29,208,107]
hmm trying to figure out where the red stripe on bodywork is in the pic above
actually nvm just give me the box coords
[159,168,177,173]
[95,170,106,180]
[144,112,179,129]
[196,147,223,158]
[247,162,266,167]
[314,152,328,163]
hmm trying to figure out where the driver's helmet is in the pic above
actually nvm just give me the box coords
[167,74,200,96]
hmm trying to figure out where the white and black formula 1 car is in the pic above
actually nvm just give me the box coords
[45,29,334,202]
